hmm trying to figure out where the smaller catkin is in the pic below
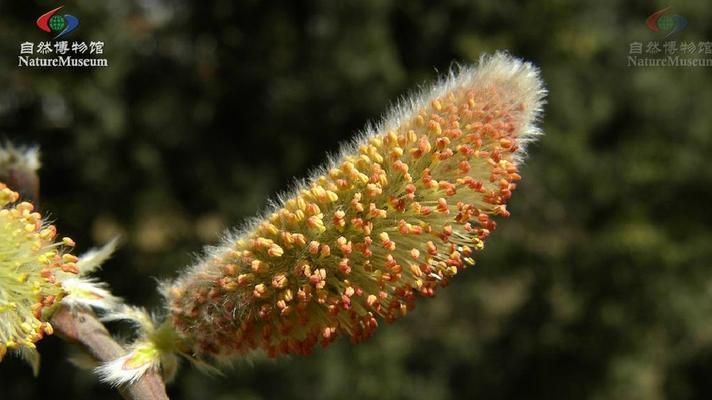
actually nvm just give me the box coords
[0,144,119,375]
[165,52,546,360]
[0,184,78,372]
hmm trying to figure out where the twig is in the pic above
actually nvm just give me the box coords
[51,306,170,400]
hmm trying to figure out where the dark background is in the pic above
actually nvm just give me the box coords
[1,0,712,399]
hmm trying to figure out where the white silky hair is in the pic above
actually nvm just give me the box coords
[60,238,122,311]
[0,142,41,172]
[76,237,119,275]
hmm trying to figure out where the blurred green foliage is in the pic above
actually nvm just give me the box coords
[1,0,712,399]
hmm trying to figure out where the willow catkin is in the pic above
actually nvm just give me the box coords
[99,52,546,385]
[165,52,546,361]
[0,184,78,372]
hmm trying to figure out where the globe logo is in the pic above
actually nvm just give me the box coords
[646,7,688,38]
[36,6,80,39]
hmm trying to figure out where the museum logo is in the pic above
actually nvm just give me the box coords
[645,7,688,38]
[17,6,108,68]
[36,6,80,39]
[627,7,711,67]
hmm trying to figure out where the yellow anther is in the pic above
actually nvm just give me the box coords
[326,191,339,202]
[407,130,417,143]
[428,120,442,135]
[16,272,28,283]
[268,244,284,258]
[62,254,79,263]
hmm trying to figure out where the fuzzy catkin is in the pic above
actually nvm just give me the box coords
[165,53,546,360]
[0,184,78,368]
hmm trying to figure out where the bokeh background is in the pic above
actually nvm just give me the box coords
[1,0,712,399]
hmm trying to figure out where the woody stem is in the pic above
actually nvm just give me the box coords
[51,305,170,400]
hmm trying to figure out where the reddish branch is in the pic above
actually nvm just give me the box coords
[51,306,169,400]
